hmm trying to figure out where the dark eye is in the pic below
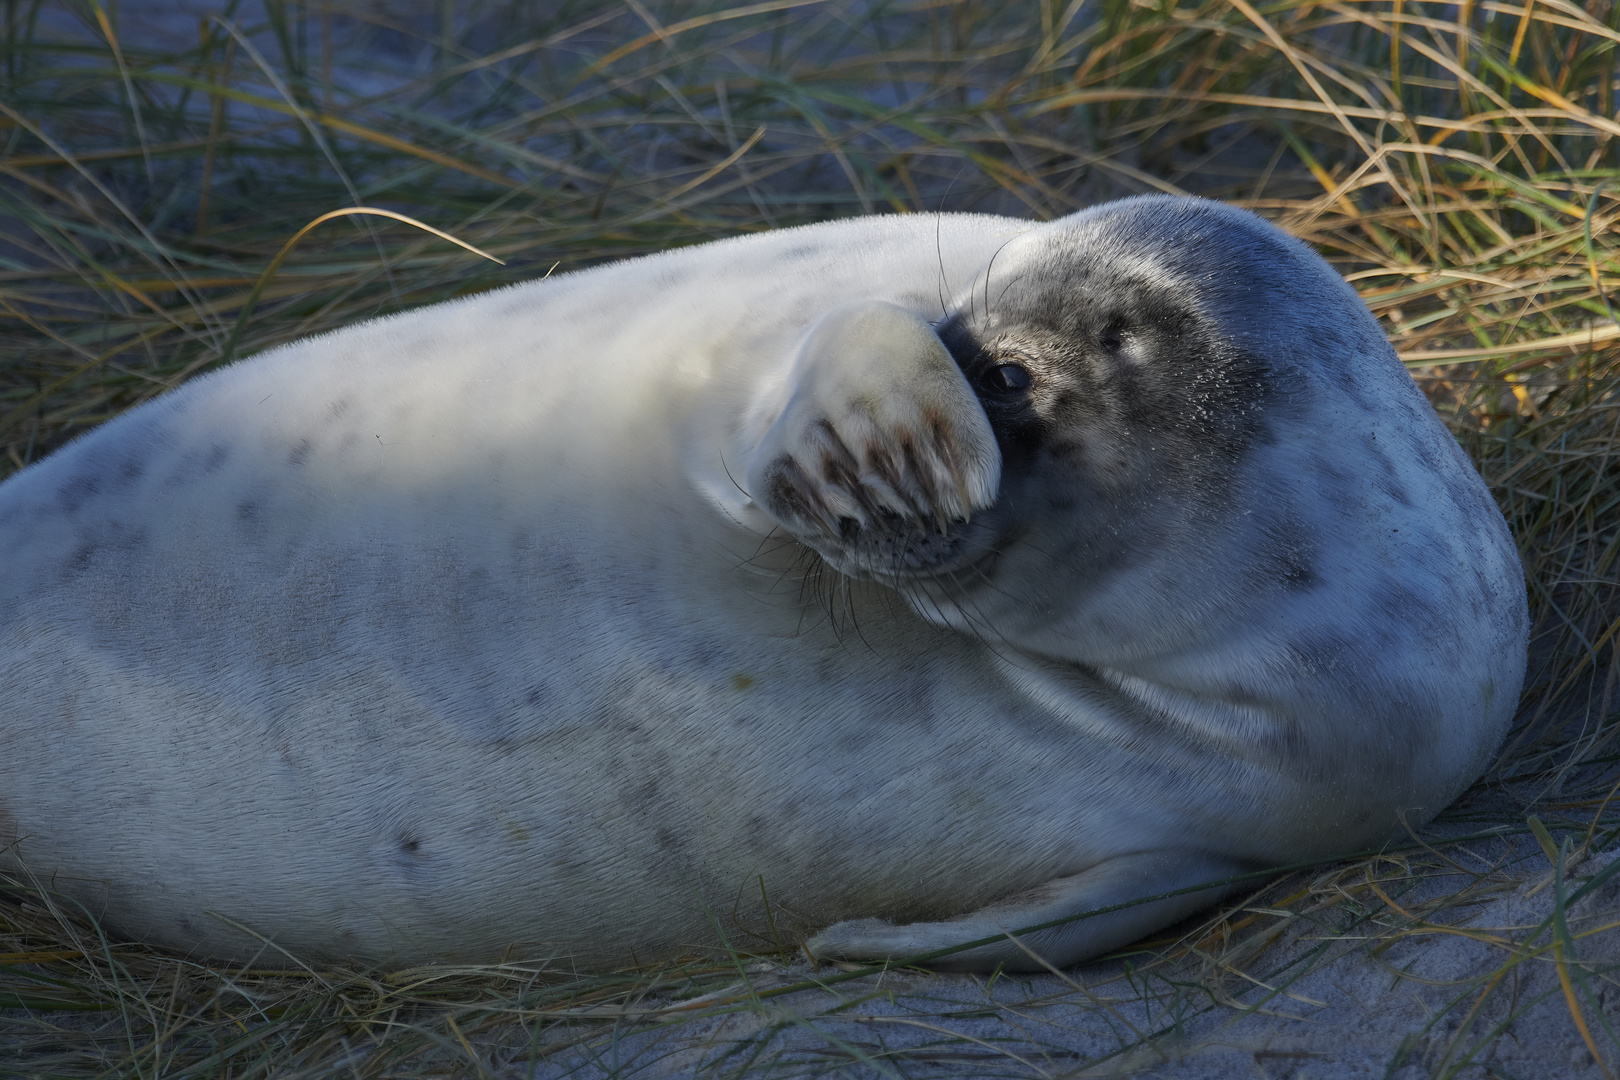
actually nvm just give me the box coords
[980,363,1031,395]
[1099,331,1123,352]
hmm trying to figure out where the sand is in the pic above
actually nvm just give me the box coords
[499,833,1619,1078]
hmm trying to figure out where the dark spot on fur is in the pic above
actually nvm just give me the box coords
[1261,516,1319,592]
[234,495,268,524]
[1308,453,1359,514]
[391,832,434,884]
[1335,362,1376,412]
[60,524,147,578]
[686,639,722,669]
[56,474,101,513]
[836,724,878,754]
[744,814,768,852]
[1413,428,1445,471]
[287,438,313,468]
[114,457,145,488]
[1376,476,1413,508]
[68,541,98,572]
[167,443,233,488]
[1379,583,1446,647]
[1361,434,1412,507]
[621,776,663,815]
[328,399,351,420]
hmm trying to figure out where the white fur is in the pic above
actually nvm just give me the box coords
[0,199,1527,971]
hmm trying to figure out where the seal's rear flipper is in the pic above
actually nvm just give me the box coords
[806,851,1250,972]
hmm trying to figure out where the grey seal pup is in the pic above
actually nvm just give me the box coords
[0,196,1527,971]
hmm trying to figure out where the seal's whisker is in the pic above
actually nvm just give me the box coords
[982,235,1018,330]
[913,567,1020,662]
[752,543,821,597]
[993,270,1027,314]
[717,449,753,502]
[840,572,883,656]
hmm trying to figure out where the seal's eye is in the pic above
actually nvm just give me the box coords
[1099,331,1124,352]
[981,363,1031,395]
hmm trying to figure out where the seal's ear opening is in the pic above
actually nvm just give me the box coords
[740,301,1001,569]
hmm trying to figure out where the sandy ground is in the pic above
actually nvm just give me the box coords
[489,835,1620,1078]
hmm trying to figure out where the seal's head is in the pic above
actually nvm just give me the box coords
[925,197,1415,656]
[752,198,1398,653]
[947,197,1328,501]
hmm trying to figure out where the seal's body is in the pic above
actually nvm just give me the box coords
[0,198,1526,970]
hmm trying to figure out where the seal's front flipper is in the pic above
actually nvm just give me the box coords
[807,851,1248,972]
[743,301,1000,578]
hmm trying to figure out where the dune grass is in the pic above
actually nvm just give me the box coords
[2,0,1619,1075]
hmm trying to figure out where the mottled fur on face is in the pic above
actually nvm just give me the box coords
[963,198,1391,490]
[881,199,1391,650]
